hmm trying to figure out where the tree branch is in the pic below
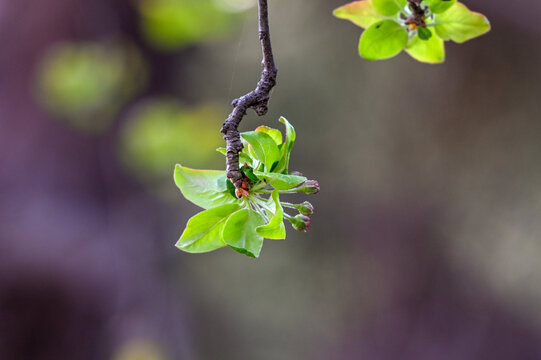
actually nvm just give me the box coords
[220,0,278,190]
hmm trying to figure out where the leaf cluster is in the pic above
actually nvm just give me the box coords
[174,117,319,258]
[334,0,490,63]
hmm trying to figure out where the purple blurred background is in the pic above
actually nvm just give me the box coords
[1,0,541,359]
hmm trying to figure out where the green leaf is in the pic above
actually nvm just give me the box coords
[277,117,296,174]
[333,0,384,29]
[253,170,307,190]
[256,190,286,240]
[240,165,260,185]
[359,20,408,60]
[372,0,406,16]
[241,131,281,172]
[223,209,266,258]
[216,147,253,167]
[176,204,240,253]
[226,179,237,199]
[434,2,490,43]
[240,137,260,165]
[255,126,282,145]
[426,0,456,14]
[174,164,241,209]
[417,27,432,40]
[406,33,445,64]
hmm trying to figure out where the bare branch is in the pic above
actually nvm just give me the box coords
[220,0,278,190]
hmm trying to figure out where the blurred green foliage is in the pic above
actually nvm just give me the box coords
[138,0,244,50]
[36,42,147,133]
[119,99,225,188]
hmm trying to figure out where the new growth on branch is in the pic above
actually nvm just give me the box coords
[174,0,320,258]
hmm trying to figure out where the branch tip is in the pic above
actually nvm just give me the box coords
[221,0,277,189]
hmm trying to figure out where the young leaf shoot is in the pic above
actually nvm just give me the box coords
[334,0,490,63]
[175,118,319,258]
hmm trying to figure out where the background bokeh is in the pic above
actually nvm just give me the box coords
[1,0,541,359]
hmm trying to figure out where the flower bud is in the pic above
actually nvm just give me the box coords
[288,214,311,232]
[296,180,320,195]
[294,201,314,216]
[290,171,304,177]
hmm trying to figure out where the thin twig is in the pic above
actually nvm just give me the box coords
[220,0,278,190]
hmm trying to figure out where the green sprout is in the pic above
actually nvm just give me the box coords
[174,117,319,258]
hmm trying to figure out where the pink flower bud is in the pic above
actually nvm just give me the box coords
[289,214,311,232]
[295,201,314,216]
[296,180,320,195]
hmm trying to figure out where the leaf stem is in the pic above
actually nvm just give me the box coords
[251,181,269,192]
[280,202,297,209]
[250,199,270,222]
[283,213,295,221]
[256,189,273,194]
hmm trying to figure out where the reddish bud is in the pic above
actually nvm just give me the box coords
[235,188,250,198]
[296,201,314,216]
[296,180,320,195]
[289,214,311,232]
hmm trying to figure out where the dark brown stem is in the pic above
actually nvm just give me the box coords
[220,0,278,190]
[405,0,427,27]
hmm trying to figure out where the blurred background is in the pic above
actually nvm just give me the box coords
[1,0,541,359]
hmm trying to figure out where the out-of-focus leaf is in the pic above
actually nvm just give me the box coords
[372,0,406,16]
[333,0,383,29]
[121,101,224,182]
[406,33,445,63]
[139,0,237,51]
[359,20,408,60]
[36,42,147,134]
[434,2,490,43]
[176,204,240,253]
[426,0,456,14]
[174,165,241,209]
